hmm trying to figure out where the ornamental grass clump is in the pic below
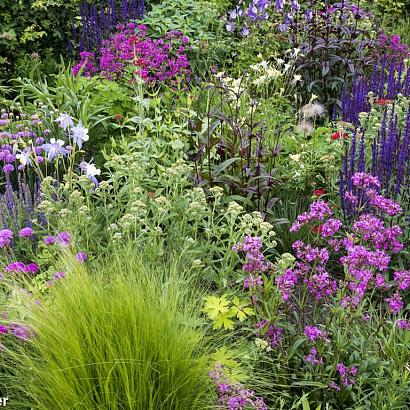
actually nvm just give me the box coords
[4,253,213,409]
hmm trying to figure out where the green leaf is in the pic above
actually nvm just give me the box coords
[230,297,255,322]
[203,295,230,320]
[213,310,236,330]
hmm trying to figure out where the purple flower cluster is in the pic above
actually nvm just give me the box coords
[225,0,270,37]
[377,33,410,68]
[286,172,408,314]
[276,240,337,302]
[5,262,39,274]
[304,326,329,343]
[233,236,271,289]
[73,23,191,86]
[209,364,267,410]
[305,347,323,366]
[9,323,34,341]
[341,164,406,217]
[0,111,50,175]
[336,363,358,388]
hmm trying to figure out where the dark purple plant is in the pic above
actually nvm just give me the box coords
[74,0,145,52]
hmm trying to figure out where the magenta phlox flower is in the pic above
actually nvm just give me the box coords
[336,363,358,387]
[386,292,404,314]
[234,236,270,274]
[305,347,323,366]
[304,325,330,342]
[56,231,71,246]
[290,200,333,232]
[321,218,343,237]
[396,319,410,330]
[268,324,283,348]
[394,270,410,291]
[209,364,267,410]
[351,172,381,190]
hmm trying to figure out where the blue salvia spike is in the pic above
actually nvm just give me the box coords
[349,128,357,177]
[358,129,365,173]
[339,171,346,218]
[386,60,396,100]
[378,55,387,98]
[138,0,144,19]
[122,0,128,21]
[111,0,116,27]
[130,0,136,19]
[370,61,379,94]
[395,61,404,96]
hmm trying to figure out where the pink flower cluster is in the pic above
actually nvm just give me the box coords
[73,23,191,86]
[346,172,403,216]
[290,200,333,232]
[284,172,408,314]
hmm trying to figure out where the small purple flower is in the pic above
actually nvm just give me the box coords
[0,325,8,334]
[19,227,34,238]
[53,271,65,281]
[25,263,39,274]
[241,26,250,37]
[10,323,33,341]
[304,325,329,342]
[386,292,404,314]
[2,164,14,173]
[43,236,56,245]
[226,22,235,32]
[396,319,410,330]
[56,231,71,246]
[0,229,13,248]
[76,252,88,263]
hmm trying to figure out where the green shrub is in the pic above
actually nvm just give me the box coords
[0,0,79,81]
[3,251,213,409]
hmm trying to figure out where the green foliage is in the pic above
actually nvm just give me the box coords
[2,251,213,409]
[142,0,230,78]
[0,0,78,81]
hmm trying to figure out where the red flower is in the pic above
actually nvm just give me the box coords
[312,225,323,234]
[313,188,326,197]
[374,98,393,106]
[331,131,349,140]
